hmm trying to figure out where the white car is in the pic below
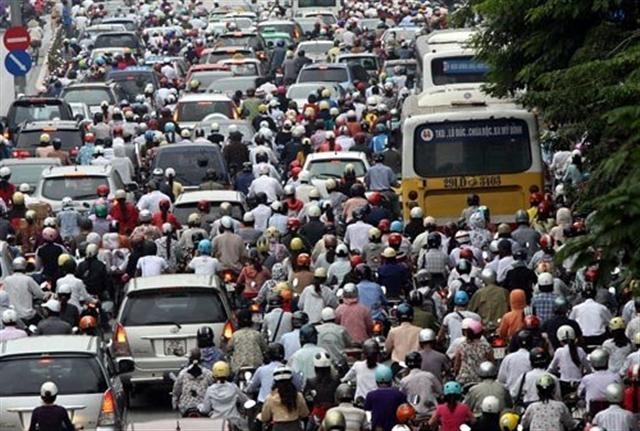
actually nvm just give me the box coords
[301,151,370,196]
[286,82,344,109]
[174,93,237,130]
[295,40,334,62]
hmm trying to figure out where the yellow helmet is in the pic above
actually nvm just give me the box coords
[258,104,268,113]
[40,133,51,143]
[382,247,397,258]
[610,317,626,331]
[275,281,289,292]
[499,412,520,431]
[265,226,280,240]
[290,237,304,251]
[256,236,270,253]
[57,253,73,267]
[212,361,231,378]
[634,332,640,346]
[11,192,24,206]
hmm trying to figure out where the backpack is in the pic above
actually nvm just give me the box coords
[458,277,478,298]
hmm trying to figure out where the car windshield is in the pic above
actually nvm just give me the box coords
[110,74,154,100]
[63,88,115,106]
[176,101,233,123]
[41,176,108,200]
[298,68,348,83]
[0,355,108,396]
[218,35,255,47]
[221,62,259,76]
[190,71,234,88]
[12,104,68,124]
[259,23,294,35]
[205,51,253,64]
[299,43,332,55]
[207,78,256,97]
[339,56,378,71]
[16,130,83,150]
[122,289,227,326]
[288,84,335,99]
[94,34,137,48]
[307,159,366,178]
[195,120,254,140]
[174,201,244,225]
[3,163,57,186]
[154,146,228,186]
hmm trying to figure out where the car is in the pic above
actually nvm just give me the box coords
[296,62,369,90]
[261,31,293,51]
[206,76,260,98]
[286,82,345,109]
[295,10,337,25]
[294,40,334,62]
[173,190,248,226]
[193,117,255,144]
[78,23,127,49]
[200,47,256,64]
[294,17,324,35]
[301,151,370,181]
[185,64,234,89]
[60,82,126,114]
[174,94,237,129]
[93,31,144,55]
[33,165,135,213]
[256,20,303,42]
[335,53,381,79]
[151,143,230,191]
[218,58,263,76]
[381,26,422,50]
[0,335,133,431]
[100,17,138,32]
[13,120,84,160]
[142,25,184,38]
[111,275,234,390]
[0,96,74,139]
[106,67,160,104]
[127,418,224,431]
[68,102,91,121]
[0,157,61,192]
[216,32,265,52]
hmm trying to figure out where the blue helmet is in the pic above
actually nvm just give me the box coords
[390,220,403,233]
[95,56,106,66]
[443,381,462,396]
[164,122,176,133]
[454,290,469,306]
[276,39,285,47]
[197,239,212,255]
[374,365,393,384]
[144,130,155,142]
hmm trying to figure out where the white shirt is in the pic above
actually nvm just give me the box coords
[548,344,590,383]
[251,204,272,231]
[248,175,283,203]
[626,315,640,342]
[593,405,637,431]
[136,256,167,277]
[496,256,515,284]
[341,360,378,400]
[136,190,172,212]
[188,256,220,276]
[498,348,532,397]
[569,298,612,336]
[56,274,90,311]
[521,368,561,403]
[442,310,481,343]
[344,221,373,253]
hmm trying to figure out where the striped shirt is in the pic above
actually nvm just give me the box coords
[593,405,638,431]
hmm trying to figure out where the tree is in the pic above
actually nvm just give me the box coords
[464,0,640,279]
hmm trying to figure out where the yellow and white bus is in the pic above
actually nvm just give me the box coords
[401,106,544,224]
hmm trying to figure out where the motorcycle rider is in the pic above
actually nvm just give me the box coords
[0,309,28,341]
[335,283,373,344]
[519,347,561,405]
[578,348,621,417]
[521,374,576,430]
[173,349,215,416]
[342,338,383,400]
[469,395,501,431]
[498,330,534,398]
[468,267,509,325]
[305,351,341,427]
[37,299,72,335]
[541,296,583,350]
[464,361,513,416]
[281,310,309,361]
[428,380,475,431]
[36,227,67,281]
[603,317,632,374]
[289,323,330,382]
[326,383,367,431]
[511,209,540,258]
[197,326,225,370]
[247,343,303,405]
[298,268,338,324]
[28,382,75,431]
[439,291,481,345]
[56,284,78,327]
[187,239,221,276]
[229,309,266,373]
[260,366,310,431]
[364,365,407,431]
[417,329,450,383]
[399,352,442,417]
[262,292,293,343]
[3,257,46,325]
[592,382,637,431]
[317,307,353,364]
[385,303,421,364]
[548,325,592,397]
[199,360,249,428]
[213,216,247,273]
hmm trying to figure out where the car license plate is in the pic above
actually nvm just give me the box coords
[493,347,506,359]
[164,339,186,356]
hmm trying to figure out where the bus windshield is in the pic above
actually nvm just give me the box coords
[431,56,489,86]
[298,0,337,6]
[413,119,531,177]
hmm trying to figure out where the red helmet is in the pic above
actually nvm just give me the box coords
[84,133,95,143]
[287,218,301,231]
[277,85,286,95]
[539,234,554,250]
[296,253,310,267]
[197,199,210,213]
[367,192,382,206]
[113,125,124,136]
[159,199,171,211]
[96,185,109,197]
[388,233,402,248]
[396,404,416,424]
[529,192,544,206]
[350,254,363,268]
[42,227,58,242]
[585,267,599,283]
[537,200,551,218]
[79,315,97,331]
[459,247,474,261]
[524,315,540,329]
[291,166,301,178]
[378,218,390,233]
[289,160,301,170]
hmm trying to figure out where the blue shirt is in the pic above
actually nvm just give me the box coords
[364,387,407,431]
[357,281,386,311]
[377,263,410,298]
[364,163,396,191]
[246,361,303,402]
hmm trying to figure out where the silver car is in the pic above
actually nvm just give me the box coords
[111,275,234,391]
[0,335,133,431]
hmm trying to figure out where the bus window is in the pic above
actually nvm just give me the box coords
[431,56,489,86]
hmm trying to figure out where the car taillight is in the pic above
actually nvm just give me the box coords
[12,150,30,158]
[223,320,234,340]
[113,323,131,356]
[97,388,116,426]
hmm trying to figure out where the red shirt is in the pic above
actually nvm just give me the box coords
[151,211,181,231]
[109,201,139,235]
[433,402,474,431]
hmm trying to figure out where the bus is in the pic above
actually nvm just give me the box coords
[291,0,341,19]
[401,104,544,224]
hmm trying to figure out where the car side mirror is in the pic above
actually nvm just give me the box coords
[117,358,135,374]
[74,114,84,122]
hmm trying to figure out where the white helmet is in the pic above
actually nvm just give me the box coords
[243,212,255,223]
[41,381,59,398]
[321,307,336,322]
[481,395,500,414]
[93,145,105,156]
[313,351,332,368]
[0,166,11,178]
[85,243,99,258]
[57,284,72,295]
[19,183,30,193]
[308,204,321,218]
[221,215,233,229]
[299,171,311,183]
[165,167,176,178]
[44,217,57,228]
[419,328,436,343]
[61,197,73,208]
[410,206,424,219]
[1,309,18,324]
[284,185,295,195]
[556,325,576,342]
[162,222,173,234]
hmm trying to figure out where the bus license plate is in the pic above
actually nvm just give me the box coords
[443,175,502,189]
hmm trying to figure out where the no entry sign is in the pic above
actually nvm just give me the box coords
[3,27,31,51]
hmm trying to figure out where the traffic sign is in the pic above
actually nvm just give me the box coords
[3,27,30,51]
[4,50,32,76]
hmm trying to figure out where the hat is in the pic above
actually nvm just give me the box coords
[43,299,61,313]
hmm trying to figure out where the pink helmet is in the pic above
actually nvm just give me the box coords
[42,227,58,242]
[466,319,483,335]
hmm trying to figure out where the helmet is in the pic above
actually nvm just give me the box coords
[368,191,382,206]
[220,216,233,229]
[43,217,56,228]
[456,258,472,275]
[40,381,58,398]
[529,347,549,368]
[94,203,108,218]
[539,234,554,250]
[536,373,556,392]
[273,366,293,381]
[322,410,346,431]
[499,412,519,431]
[363,338,381,358]
[589,348,609,369]
[42,227,57,242]
[139,210,152,222]
[313,351,332,368]
[296,253,311,267]
[96,184,109,196]
[308,205,321,218]
[481,395,500,414]
[404,352,422,369]
[343,283,358,298]
[188,213,202,226]
[390,220,403,233]
[292,311,309,328]
[454,290,469,306]
[427,232,441,249]
[197,326,214,348]
[79,315,97,331]
[537,272,554,288]
[198,239,212,255]
[455,230,470,244]
[382,247,397,258]
[419,328,436,343]
[479,268,497,285]
[321,307,335,322]
[553,296,569,314]
[556,325,575,342]
[11,192,24,206]
[524,315,540,330]
[515,209,529,224]
[467,319,483,335]
[610,317,626,331]
[12,256,26,271]
[375,365,393,384]
[2,309,18,324]
[299,324,318,345]
[265,342,285,362]
[335,383,354,402]
[267,291,283,307]
[516,329,532,348]
[159,199,171,211]
[477,361,497,379]
[606,383,624,403]
[396,303,414,321]
[288,218,301,232]
[410,206,424,219]
[86,243,99,258]
[396,404,416,424]
[443,381,462,396]
[57,283,72,296]
[212,361,231,378]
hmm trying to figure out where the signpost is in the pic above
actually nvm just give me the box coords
[4,49,32,76]
[3,26,31,51]
[6,0,30,95]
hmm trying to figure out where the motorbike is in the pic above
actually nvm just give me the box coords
[237,366,256,392]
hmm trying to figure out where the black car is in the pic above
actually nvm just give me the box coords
[1,97,74,140]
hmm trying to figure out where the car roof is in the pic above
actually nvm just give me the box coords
[95,31,138,36]
[19,120,80,130]
[0,157,61,165]
[64,82,113,89]
[337,53,377,58]
[126,274,219,292]
[257,20,295,25]
[177,93,233,102]
[107,66,153,75]
[302,62,348,70]
[0,335,100,357]
[188,63,232,72]
[305,151,368,161]
[175,190,244,205]
[41,165,113,177]
[297,40,333,46]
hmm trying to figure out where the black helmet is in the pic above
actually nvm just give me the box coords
[513,248,528,261]
[266,342,285,362]
[292,311,309,328]
[78,216,93,231]
[553,296,569,314]
[237,308,252,327]
[467,193,479,206]
[350,183,365,198]
[516,329,532,348]
[197,326,214,348]
[529,347,549,368]
[335,383,355,402]
[405,351,422,369]
[396,303,414,322]
[143,240,157,256]
[456,258,472,275]
[299,324,318,345]
[355,263,372,282]
[408,290,423,307]
[362,338,380,358]
[427,232,441,249]
[267,292,283,307]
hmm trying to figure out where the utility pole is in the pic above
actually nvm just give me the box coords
[9,0,26,95]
